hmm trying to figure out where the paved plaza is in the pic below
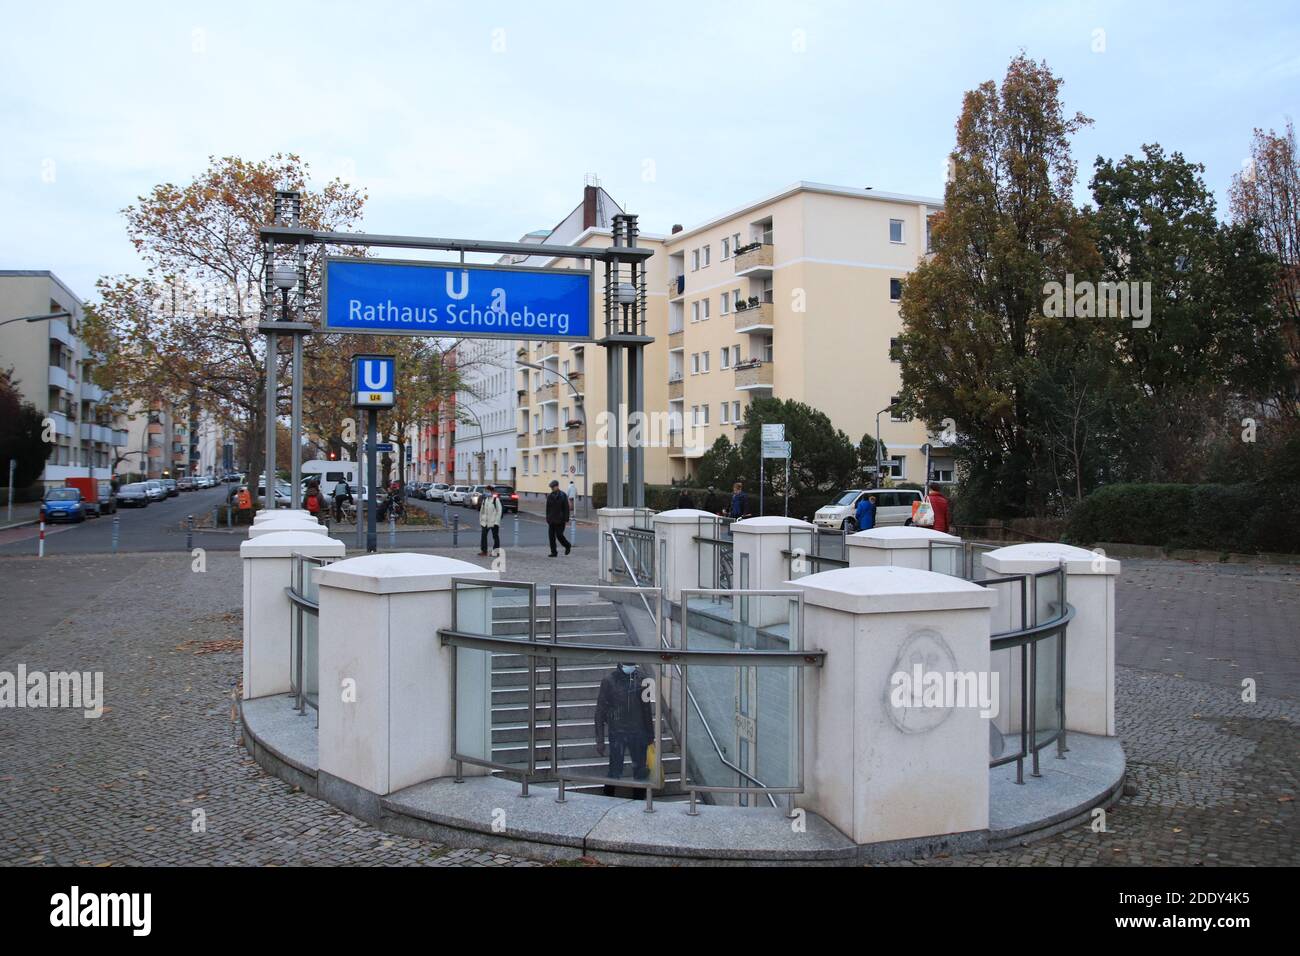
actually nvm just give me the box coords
[0,548,1295,866]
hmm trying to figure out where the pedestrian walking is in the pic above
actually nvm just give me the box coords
[594,661,654,790]
[676,488,693,509]
[926,482,951,534]
[332,479,353,523]
[478,484,502,555]
[303,480,327,525]
[545,479,571,556]
[567,477,578,514]
[703,486,721,515]
[729,481,748,519]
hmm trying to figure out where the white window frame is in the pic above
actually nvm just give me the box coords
[702,298,710,320]
[720,348,731,370]
[889,219,905,244]
[890,278,902,302]
[701,352,710,373]
[721,237,730,259]
[702,244,711,267]
[691,301,699,323]
[691,353,700,375]
[720,294,730,315]
[691,249,700,271]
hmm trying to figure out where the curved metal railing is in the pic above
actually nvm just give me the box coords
[284,551,337,718]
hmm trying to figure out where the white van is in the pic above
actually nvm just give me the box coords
[303,459,358,493]
[813,488,923,532]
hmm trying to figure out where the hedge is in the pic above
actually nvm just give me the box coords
[1065,482,1300,555]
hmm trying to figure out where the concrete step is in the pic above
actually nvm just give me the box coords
[492,663,610,687]
[492,682,602,705]
[493,738,679,763]
[492,718,678,745]
[492,701,596,724]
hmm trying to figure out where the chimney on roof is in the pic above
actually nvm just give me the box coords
[671,223,683,234]
[583,185,599,229]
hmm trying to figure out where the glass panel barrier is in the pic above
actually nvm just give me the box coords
[680,589,804,805]
[452,580,536,776]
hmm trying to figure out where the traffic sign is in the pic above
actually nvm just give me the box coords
[762,440,791,459]
[352,354,395,408]
[324,257,594,341]
[761,423,785,442]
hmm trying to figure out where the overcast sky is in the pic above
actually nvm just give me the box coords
[1,0,1296,297]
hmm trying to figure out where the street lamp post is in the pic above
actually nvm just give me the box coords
[517,359,588,517]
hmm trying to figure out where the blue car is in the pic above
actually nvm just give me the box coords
[42,488,86,523]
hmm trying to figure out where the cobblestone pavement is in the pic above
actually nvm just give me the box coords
[0,550,1294,866]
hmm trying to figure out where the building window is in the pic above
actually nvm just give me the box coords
[926,217,934,253]
[890,278,902,301]
[888,455,907,478]
[889,337,902,362]
[889,219,905,244]
[932,466,954,483]
[720,294,730,315]
[701,352,710,373]
[702,404,710,425]
[733,401,741,423]
[691,353,700,374]
[691,405,699,426]
[720,348,731,370]
[702,245,711,267]
[721,403,730,423]
[890,397,906,422]
[701,298,710,320]
[691,249,700,271]
[691,301,699,323]
[721,237,730,259]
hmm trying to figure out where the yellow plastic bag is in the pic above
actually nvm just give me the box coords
[645,743,657,772]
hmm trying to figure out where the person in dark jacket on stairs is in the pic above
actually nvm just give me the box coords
[594,663,654,784]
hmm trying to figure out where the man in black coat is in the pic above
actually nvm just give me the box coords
[594,663,654,782]
[545,479,571,556]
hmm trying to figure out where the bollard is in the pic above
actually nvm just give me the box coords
[388,513,397,550]
[571,514,577,547]
[442,501,448,526]
[452,513,459,546]
[212,505,219,529]
[513,512,519,547]
[38,518,45,558]
[111,514,120,554]
[186,514,194,550]
[226,502,233,529]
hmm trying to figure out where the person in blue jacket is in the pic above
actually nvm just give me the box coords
[854,494,876,531]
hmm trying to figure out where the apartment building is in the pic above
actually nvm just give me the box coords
[0,270,130,489]
[508,191,673,498]
[452,337,518,484]
[662,182,951,486]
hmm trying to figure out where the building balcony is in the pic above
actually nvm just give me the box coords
[667,430,685,456]
[734,300,773,334]
[112,429,129,446]
[540,341,559,358]
[80,422,114,444]
[518,430,532,449]
[48,365,73,393]
[734,359,774,391]
[48,318,76,349]
[80,380,106,404]
[536,382,559,403]
[542,428,559,446]
[668,328,683,347]
[668,274,685,299]
[47,411,74,438]
[733,241,774,278]
[668,377,684,401]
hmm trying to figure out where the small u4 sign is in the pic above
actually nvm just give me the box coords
[352,354,396,408]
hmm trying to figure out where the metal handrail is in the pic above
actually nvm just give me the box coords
[286,552,335,717]
[606,531,783,808]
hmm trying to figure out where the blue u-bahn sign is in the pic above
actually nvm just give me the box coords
[352,354,395,409]
[323,257,594,341]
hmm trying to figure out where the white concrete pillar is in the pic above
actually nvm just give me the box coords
[315,553,498,798]
[794,566,996,848]
[981,543,1120,737]
[846,526,962,574]
[651,508,715,605]
[597,507,637,583]
[248,517,328,538]
[730,516,814,627]
[240,530,346,701]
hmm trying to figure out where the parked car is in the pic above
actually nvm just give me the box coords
[223,473,241,483]
[427,483,451,501]
[445,485,472,505]
[255,482,294,509]
[177,477,197,491]
[144,480,168,502]
[468,485,518,513]
[115,482,151,508]
[41,488,86,523]
[66,477,115,516]
[161,478,179,497]
[813,488,924,532]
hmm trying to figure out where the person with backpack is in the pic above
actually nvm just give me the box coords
[303,480,327,524]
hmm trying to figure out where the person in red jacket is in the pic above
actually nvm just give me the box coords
[926,482,951,534]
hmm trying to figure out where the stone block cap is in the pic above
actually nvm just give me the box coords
[982,542,1120,576]
[732,515,815,533]
[847,526,960,549]
[248,520,328,538]
[239,530,347,559]
[254,509,310,523]
[791,565,997,614]
[316,552,499,595]
[653,508,724,524]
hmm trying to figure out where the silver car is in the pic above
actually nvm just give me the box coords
[445,485,472,505]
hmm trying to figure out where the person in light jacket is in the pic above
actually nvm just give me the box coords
[478,484,502,555]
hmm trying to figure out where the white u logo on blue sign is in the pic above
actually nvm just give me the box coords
[361,360,391,390]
